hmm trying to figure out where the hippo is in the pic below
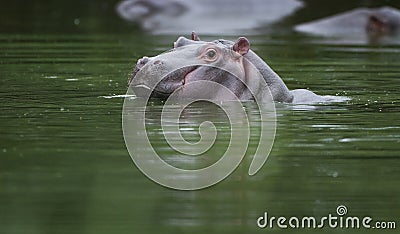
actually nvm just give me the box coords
[116,0,303,35]
[129,33,346,104]
[295,6,400,43]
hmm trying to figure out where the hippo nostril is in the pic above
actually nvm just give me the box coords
[138,56,150,65]
[153,60,162,65]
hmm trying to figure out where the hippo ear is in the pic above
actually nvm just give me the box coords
[191,31,201,41]
[367,15,387,32]
[232,37,250,56]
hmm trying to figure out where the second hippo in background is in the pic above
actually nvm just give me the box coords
[116,0,303,35]
[295,6,400,43]
[129,33,348,104]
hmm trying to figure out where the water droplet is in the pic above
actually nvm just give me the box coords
[65,78,78,81]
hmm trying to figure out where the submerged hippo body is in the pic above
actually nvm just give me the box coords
[116,0,303,35]
[295,6,400,42]
[129,33,344,104]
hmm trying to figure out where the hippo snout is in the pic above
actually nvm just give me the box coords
[129,56,151,85]
[130,56,166,82]
[138,56,150,66]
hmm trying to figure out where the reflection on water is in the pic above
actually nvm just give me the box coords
[144,102,232,170]
[1,1,400,234]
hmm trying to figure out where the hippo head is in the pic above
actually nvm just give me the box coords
[129,33,264,100]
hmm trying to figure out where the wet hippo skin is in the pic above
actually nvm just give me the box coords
[129,33,347,104]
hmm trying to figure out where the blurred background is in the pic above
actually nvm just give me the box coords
[1,0,400,34]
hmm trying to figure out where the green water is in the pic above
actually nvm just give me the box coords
[1,1,400,234]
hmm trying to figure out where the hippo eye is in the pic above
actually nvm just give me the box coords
[206,49,217,59]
